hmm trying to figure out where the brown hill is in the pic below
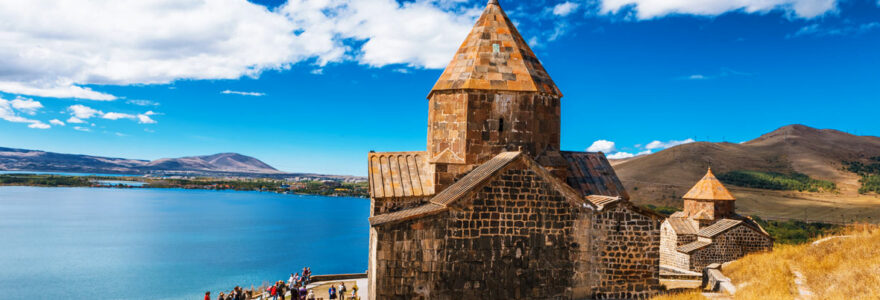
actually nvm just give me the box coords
[612,124,880,222]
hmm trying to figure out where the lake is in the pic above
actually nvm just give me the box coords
[0,186,370,300]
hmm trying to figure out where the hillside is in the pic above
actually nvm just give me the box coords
[0,147,281,175]
[655,224,880,300]
[612,125,880,223]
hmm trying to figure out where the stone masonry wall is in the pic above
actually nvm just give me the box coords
[659,222,693,271]
[690,225,773,271]
[372,196,431,216]
[370,213,448,300]
[428,91,560,193]
[590,204,661,299]
[439,161,579,299]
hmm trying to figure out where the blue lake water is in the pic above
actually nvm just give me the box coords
[0,170,141,177]
[0,186,370,300]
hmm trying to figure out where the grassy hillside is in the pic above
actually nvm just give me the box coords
[717,170,836,192]
[843,157,880,194]
[613,125,880,223]
[654,224,880,300]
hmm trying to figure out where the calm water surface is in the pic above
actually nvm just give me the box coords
[0,186,369,300]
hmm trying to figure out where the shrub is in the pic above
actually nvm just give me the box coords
[717,170,836,192]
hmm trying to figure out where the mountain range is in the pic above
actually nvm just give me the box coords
[611,124,880,223]
[0,148,281,175]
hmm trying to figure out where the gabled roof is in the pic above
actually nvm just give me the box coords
[429,0,561,97]
[698,219,743,237]
[370,151,589,226]
[677,240,712,253]
[585,195,622,210]
[560,151,629,200]
[683,168,736,201]
[368,151,434,199]
[666,217,697,235]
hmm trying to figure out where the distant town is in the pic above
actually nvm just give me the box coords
[0,173,369,198]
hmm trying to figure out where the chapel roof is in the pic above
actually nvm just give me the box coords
[666,217,698,235]
[370,151,587,226]
[560,151,630,200]
[429,0,561,97]
[683,168,736,201]
[368,151,434,199]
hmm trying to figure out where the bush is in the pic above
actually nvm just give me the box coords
[751,216,841,245]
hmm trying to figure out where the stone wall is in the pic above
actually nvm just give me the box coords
[372,196,431,216]
[427,90,560,192]
[690,225,773,271]
[370,213,447,299]
[439,161,580,299]
[590,204,661,299]
[659,222,693,271]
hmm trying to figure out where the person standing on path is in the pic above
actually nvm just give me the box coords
[328,285,337,300]
[205,291,211,300]
[338,283,347,300]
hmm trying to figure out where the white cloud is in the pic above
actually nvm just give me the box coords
[599,0,838,19]
[606,152,635,159]
[587,139,616,153]
[126,99,159,106]
[68,105,103,119]
[49,119,65,126]
[221,90,266,97]
[102,112,136,120]
[10,97,43,115]
[645,138,696,150]
[789,22,880,38]
[0,97,49,129]
[688,74,706,80]
[553,2,580,16]
[0,0,480,100]
[137,114,157,124]
[606,150,652,159]
[67,117,85,124]
[73,126,91,132]
[28,122,50,129]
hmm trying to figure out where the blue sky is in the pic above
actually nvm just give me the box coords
[0,0,878,176]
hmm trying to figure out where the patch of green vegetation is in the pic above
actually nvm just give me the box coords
[0,174,91,186]
[717,170,836,192]
[642,204,679,216]
[843,158,880,194]
[751,216,842,245]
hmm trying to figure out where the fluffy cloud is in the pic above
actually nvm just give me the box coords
[67,104,158,124]
[0,0,478,100]
[645,138,696,150]
[68,105,103,119]
[599,0,838,19]
[221,90,266,97]
[587,139,616,153]
[28,122,50,129]
[553,2,581,16]
[67,117,86,124]
[10,97,43,115]
[102,112,136,120]
[49,119,65,126]
[0,97,50,129]
[606,150,652,160]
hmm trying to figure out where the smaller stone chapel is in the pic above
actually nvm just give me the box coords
[660,168,774,272]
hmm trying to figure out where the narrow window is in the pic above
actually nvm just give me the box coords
[498,118,504,132]
[492,43,500,53]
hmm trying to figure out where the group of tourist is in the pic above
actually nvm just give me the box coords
[205,267,317,300]
[327,282,358,300]
[206,286,251,300]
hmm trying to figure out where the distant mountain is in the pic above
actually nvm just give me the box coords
[0,147,281,175]
[610,125,880,222]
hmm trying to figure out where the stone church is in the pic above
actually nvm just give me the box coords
[660,169,774,272]
[366,1,663,299]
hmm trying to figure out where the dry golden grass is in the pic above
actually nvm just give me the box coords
[725,224,880,299]
[650,290,707,300]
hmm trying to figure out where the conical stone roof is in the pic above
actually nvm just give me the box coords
[683,168,736,201]
[429,0,561,97]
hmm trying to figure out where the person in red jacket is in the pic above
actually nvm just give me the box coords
[205,291,211,300]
